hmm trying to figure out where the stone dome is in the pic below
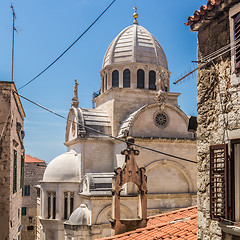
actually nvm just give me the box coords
[102,23,168,69]
[68,204,90,225]
[43,150,80,182]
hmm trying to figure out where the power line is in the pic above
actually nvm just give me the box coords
[12,90,197,164]
[17,0,117,91]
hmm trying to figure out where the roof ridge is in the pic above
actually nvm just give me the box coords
[147,205,197,219]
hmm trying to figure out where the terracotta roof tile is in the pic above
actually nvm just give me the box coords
[97,206,197,240]
[25,154,46,163]
[185,0,228,27]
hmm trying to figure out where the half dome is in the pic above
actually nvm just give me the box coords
[68,204,90,225]
[102,23,168,69]
[43,150,80,182]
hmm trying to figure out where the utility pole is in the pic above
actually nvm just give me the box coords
[11,4,16,82]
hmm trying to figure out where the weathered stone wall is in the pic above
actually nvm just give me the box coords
[0,82,25,240]
[21,161,46,240]
[196,11,232,240]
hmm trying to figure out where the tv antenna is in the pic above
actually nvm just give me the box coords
[11,4,17,82]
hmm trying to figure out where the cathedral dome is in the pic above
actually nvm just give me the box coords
[102,23,168,69]
[68,204,90,225]
[43,150,80,182]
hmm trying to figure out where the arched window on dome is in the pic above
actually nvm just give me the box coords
[123,69,131,88]
[102,77,105,93]
[137,69,145,89]
[149,70,156,90]
[112,70,119,87]
[105,74,108,90]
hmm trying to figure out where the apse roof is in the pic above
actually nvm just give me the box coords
[97,206,197,240]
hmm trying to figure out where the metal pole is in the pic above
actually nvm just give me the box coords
[11,5,16,82]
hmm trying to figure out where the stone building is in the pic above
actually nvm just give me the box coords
[21,155,46,240]
[39,11,197,240]
[186,0,240,239]
[0,81,25,240]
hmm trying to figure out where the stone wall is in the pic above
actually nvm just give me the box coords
[21,161,46,240]
[196,11,233,240]
[0,82,25,240]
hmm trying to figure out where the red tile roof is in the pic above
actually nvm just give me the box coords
[25,154,46,163]
[185,0,236,28]
[97,206,197,240]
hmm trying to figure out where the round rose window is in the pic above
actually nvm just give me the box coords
[154,112,168,127]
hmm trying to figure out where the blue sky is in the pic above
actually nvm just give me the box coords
[0,0,202,163]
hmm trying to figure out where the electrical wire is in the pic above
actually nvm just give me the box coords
[174,41,240,84]
[17,0,117,91]
[12,90,197,164]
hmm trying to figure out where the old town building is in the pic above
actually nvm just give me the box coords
[21,155,46,240]
[186,0,240,239]
[0,81,25,240]
[39,10,197,240]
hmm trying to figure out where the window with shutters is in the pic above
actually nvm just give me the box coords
[13,150,17,193]
[112,70,119,87]
[210,144,228,220]
[22,207,27,216]
[24,185,30,196]
[234,12,240,71]
[210,140,240,222]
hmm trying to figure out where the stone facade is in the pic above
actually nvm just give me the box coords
[21,155,46,240]
[0,81,25,240]
[187,0,240,239]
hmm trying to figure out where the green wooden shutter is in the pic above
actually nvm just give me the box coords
[20,153,24,189]
[13,150,17,193]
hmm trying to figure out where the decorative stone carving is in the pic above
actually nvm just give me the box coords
[155,89,167,111]
[111,137,147,235]
[157,68,170,91]
[71,79,79,107]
